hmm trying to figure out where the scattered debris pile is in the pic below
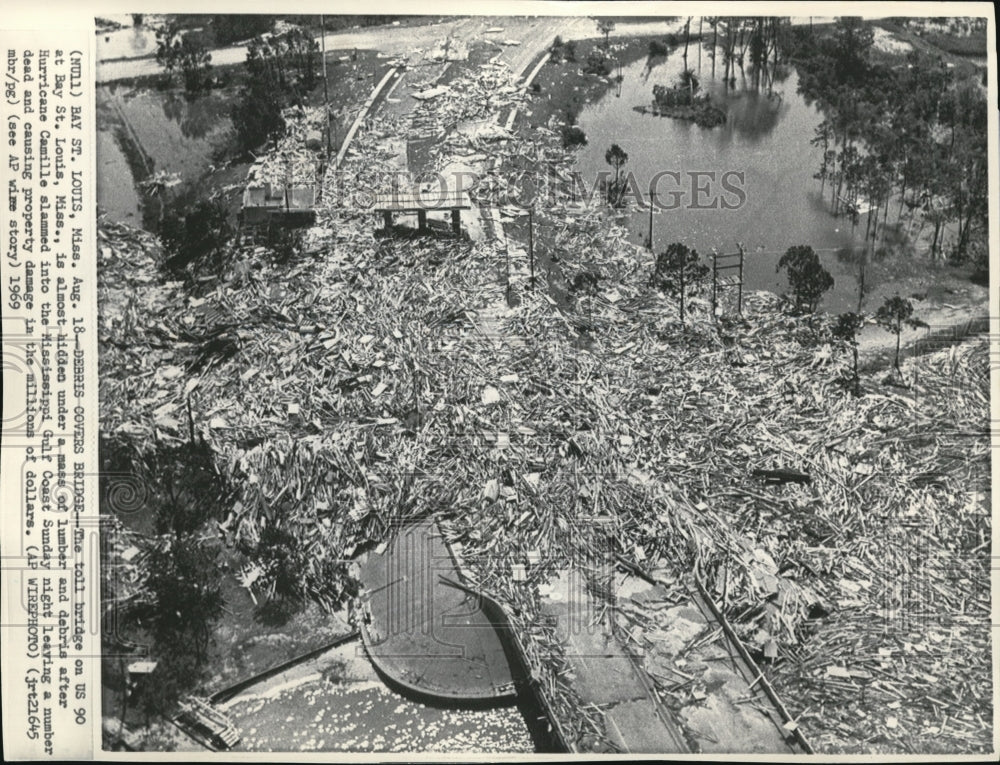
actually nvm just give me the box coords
[98,51,991,754]
[245,105,327,193]
[400,59,529,163]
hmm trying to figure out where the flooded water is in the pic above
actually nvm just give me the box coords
[97,127,144,225]
[96,16,165,61]
[96,84,235,230]
[572,50,872,312]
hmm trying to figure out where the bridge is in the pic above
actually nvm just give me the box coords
[372,186,471,236]
[356,517,811,754]
[357,516,517,703]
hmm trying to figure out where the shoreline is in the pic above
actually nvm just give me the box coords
[500,28,988,368]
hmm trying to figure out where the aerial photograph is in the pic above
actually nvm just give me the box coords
[95,10,992,755]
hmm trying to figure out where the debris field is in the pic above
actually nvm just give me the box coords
[98,26,991,755]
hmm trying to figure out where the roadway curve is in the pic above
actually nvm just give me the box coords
[96,17,682,83]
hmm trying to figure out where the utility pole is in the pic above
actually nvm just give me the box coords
[528,208,535,288]
[505,246,512,306]
[679,260,686,324]
[285,155,291,214]
[321,14,331,158]
[736,241,745,315]
[647,191,656,251]
[711,250,717,318]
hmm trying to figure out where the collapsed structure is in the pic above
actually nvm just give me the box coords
[99,31,992,755]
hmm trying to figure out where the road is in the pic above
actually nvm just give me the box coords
[96,16,683,83]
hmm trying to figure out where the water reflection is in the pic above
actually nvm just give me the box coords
[162,92,186,130]
[709,84,789,143]
[570,44,868,311]
[97,85,234,231]
[161,91,228,140]
[97,20,160,61]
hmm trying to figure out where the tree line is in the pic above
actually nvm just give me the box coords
[644,17,987,265]
[232,27,319,155]
[792,18,987,264]
[154,18,323,155]
[646,240,923,394]
[702,16,791,91]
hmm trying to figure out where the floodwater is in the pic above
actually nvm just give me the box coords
[97,127,143,225]
[96,16,164,61]
[96,84,234,230]
[571,49,873,312]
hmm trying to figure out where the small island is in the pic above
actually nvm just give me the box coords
[636,70,727,127]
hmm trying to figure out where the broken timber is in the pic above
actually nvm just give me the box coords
[171,696,241,751]
[615,555,813,754]
[751,467,813,485]
[333,66,404,169]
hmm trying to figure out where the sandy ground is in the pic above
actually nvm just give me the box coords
[856,284,989,369]
[855,255,988,365]
[218,640,533,753]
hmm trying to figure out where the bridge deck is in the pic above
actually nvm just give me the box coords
[358,517,516,702]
